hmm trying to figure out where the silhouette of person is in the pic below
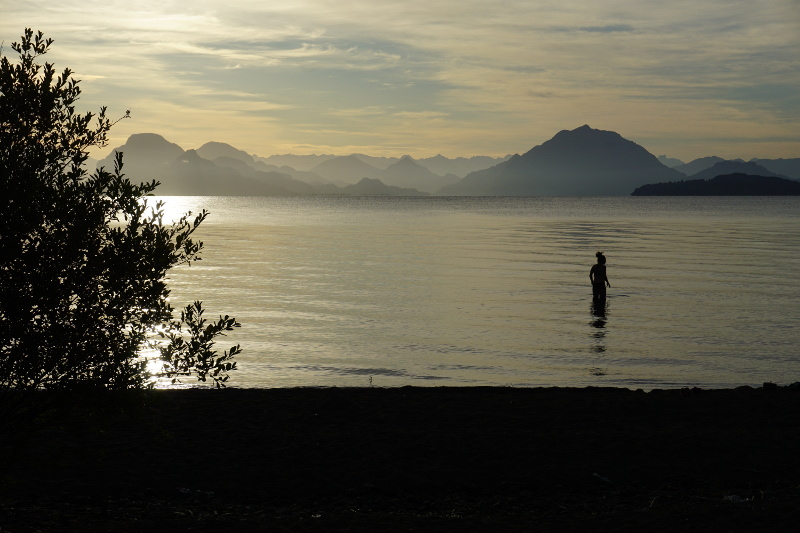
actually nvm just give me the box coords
[589,251,610,300]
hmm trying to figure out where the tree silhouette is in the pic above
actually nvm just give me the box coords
[0,29,240,405]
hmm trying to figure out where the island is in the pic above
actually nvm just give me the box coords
[631,173,800,195]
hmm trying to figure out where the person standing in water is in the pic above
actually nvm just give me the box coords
[589,251,611,300]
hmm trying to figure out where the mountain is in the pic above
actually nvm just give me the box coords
[97,134,433,196]
[97,133,184,174]
[632,173,800,196]
[751,158,800,180]
[310,155,384,184]
[437,125,685,196]
[253,153,508,177]
[417,154,512,177]
[99,135,318,195]
[98,131,797,197]
[308,154,463,191]
[255,163,330,184]
[351,154,399,170]
[687,161,787,181]
[161,150,292,195]
[657,155,685,168]
[380,155,460,193]
[195,142,255,165]
[255,154,337,171]
[208,155,253,174]
[674,156,728,176]
[210,155,321,195]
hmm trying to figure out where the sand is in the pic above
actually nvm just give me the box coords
[2,384,800,531]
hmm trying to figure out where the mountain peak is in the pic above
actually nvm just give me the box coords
[196,141,255,164]
[310,154,383,183]
[174,149,211,165]
[439,126,682,196]
[99,133,184,167]
[125,132,171,145]
[553,124,618,139]
[687,160,785,180]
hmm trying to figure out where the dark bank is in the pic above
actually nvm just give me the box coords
[3,385,800,531]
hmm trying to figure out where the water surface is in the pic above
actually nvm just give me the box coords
[156,196,800,390]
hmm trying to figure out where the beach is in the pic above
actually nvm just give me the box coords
[2,385,800,531]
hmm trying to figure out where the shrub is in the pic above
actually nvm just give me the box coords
[0,29,240,406]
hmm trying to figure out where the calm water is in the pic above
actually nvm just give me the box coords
[154,196,800,390]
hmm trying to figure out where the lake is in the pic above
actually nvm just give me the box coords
[153,196,800,390]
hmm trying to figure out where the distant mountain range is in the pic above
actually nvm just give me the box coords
[97,134,503,195]
[255,153,512,176]
[667,156,800,181]
[683,160,790,181]
[750,158,800,179]
[438,125,685,196]
[96,128,799,196]
[657,155,685,168]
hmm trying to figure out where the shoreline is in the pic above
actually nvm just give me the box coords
[4,384,800,531]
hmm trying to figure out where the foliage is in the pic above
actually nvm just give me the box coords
[159,301,241,388]
[0,29,240,403]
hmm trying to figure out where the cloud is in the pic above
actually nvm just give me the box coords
[392,111,449,119]
[578,24,635,32]
[2,0,799,159]
[329,107,394,117]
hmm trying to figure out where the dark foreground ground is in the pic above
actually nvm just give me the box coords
[2,384,800,531]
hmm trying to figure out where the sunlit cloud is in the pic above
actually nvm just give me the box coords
[2,0,799,159]
[393,111,449,119]
[330,107,394,117]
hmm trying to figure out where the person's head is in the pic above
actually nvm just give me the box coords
[596,251,606,264]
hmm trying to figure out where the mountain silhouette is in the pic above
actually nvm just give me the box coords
[196,142,255,165]
[632,173,800,196]
[310,155,383,184]
[97,131,797,197]
[97,134,433,196]
[657,155,685,168]
[351,154,399,170]
[674,156,726,176]
[686,160,787,181]
[416,154,511,177]
[163,150,289,195]
[750,158,800,180]
[255,154,337,171]
[380,156,460,193]
[99,136,315,195]
[97,133,184,175]
[210,155,323,195]
[257,153,506,177]
[438,125,685,196]
[208,155,253,174]
[249,162,331,185]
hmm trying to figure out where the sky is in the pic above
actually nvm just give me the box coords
[2,0,799,161]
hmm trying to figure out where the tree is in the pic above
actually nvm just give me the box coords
[0,29,240,403]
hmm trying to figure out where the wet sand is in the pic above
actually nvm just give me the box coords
[3,385,800,531]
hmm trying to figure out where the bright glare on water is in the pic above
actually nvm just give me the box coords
[152,196,800,390]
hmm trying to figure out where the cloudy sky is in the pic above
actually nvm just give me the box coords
[3,0,799,161]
